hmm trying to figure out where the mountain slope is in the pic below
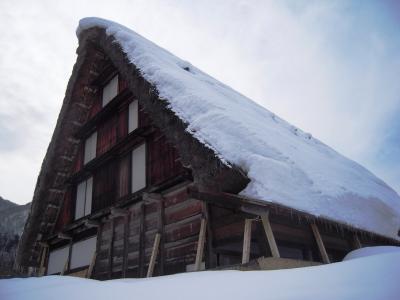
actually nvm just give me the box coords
[0,196,30,277]
[0,200,31,236]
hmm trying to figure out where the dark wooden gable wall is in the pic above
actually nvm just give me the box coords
[55,61,187,230]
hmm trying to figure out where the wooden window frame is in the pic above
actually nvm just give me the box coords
[84,131,97,165]
[128,99,139,133]
[74,177,93,220]
[102,75,119,107]
[131,142,147,193]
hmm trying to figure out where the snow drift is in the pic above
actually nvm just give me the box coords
[77,18,400,239]
[2,246,400,300]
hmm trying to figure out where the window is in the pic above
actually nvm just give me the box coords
[102,75,118,106]
[75,177,93,220]
[128,100,138,133]
[47,246,69,275]
[131,143,146,193]
[84,132,97,164]
[70,236,97,269]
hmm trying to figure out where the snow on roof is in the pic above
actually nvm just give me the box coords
[77,18,400,239]
[2,247,400,299]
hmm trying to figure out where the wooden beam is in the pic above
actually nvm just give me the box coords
[194,218,207,271]
[311,223,330,264]
[352,234,362,249]
[111,207,128,218]
[39,244,48,276]
[204,202,216,269]
[93,222,103,279]
[108,219,115,279]
[61,240,72,276]
[146,233,161,277]
[86,252,97,278]
[122,213,130,278]
[143,192,163,202]
[60,259,68,276]
[138,203,145,277]
[158,198,165,275]
[241,204,269,216]
[57,233,72,240]
[260,212,280,258]
[242,219,252,264]
[85,219,100,228]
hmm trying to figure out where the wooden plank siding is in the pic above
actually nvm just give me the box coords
[91,185,202,279]
[54,189,73,231]
[96,114,118,156]
[92,162,118,212]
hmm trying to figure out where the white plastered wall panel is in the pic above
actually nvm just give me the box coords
[75,180,86,220]
[128,100,139,133]
[70,236,97,270]
[131,143,146,193]
[47,246,69,275]
[85,177,93,215]
[102,75,118,106]
[84,131,97,164]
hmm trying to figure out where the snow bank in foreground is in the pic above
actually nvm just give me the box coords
[343,246,400,261]
[77,18,400,239]
[2,247,400,300]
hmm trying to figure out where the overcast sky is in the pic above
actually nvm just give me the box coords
[0,0,399,205]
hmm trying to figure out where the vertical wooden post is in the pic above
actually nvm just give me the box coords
[260,212,280,258]
[138,203,146,277]
[157,198,165,275]
[311,223,330,264]
[61,249,70,275]
[204,202,216,269]
[352,234,362,249]
[86,252,97,278]
[146,233,161,277]
[39,244,48,276]
[194,218,207,271]
[122,213,130,278]
[92,222,103,279]
[61,240,73,275]
[242,219,252,264]
[108,218,115,279]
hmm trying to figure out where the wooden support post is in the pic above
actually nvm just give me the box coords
[204,202,216,269]
[352,234,362,249]
[108,219,115,279]
[311,223,330,264]
[146,233,161,277]
[39,244,48,276]
[157,198,165,275]
[61,239,73,275]
[60,259,68,276]
[242,219,252,264]
[86,252,97,278]
[122,213,130,278]
[138,203,145,277]
[194,218,207,271]
[260,212,280,258]
[93,222,103,279]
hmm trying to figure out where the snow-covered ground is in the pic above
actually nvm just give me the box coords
[2,246,399,300]
[77,18,400,239]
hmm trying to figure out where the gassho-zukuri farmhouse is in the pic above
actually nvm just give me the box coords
[15,17,400,279]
